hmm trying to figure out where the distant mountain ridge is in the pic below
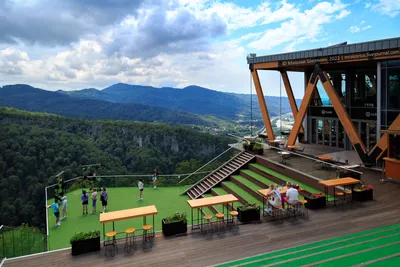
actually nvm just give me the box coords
[0,84,211,126]
[61,83,301,119]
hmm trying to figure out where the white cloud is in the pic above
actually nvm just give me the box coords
[248,1,348,51]
[371,0,400,17]
[348,24,372,33]
[336,9,351,19]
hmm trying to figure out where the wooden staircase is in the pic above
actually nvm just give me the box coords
[185,151,255,199]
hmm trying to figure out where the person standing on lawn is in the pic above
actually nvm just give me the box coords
[90,188,97,214]
[101,187,108,213]
[138,179,144,200]
[152,168,158,189]
[61,195,68,220]
[81,190,89,215]
[46,201,61,226]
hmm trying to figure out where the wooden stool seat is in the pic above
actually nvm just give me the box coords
[274,205,283,209]
[343,189,352,194]
[216,213,225,219]
[353,189,361,192]
[204,215,212,220]
[298,199,307,204]
[335,192,344,196]
[230,211,238,216]
[106,231,117,237]
[143,224,153,231]
[125,228,136,234]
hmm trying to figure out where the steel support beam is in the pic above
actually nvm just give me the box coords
[251,69,275,141]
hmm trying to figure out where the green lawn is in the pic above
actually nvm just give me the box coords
[47,186,190,250]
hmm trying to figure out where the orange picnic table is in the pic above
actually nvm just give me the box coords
[319,178,360,206]
[99,205,158,241]
[187,194,239,230]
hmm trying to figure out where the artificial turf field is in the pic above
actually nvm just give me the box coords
[47,186,193,250]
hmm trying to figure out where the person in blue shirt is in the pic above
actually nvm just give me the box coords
[81,190,89,215]
[46,201,61,226]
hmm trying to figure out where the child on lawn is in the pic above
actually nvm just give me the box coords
[101,187,108,213]
[153,168,158,189]
[81,190,89,215]
[61,195,68,220]
[138,179,144,200]
[46,201,61,226]
[90,188,97,214]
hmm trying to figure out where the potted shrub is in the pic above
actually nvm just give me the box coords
[237,203,260,223]
[162,212,187,237]
[353,184,374,201]
[70,230,100,256]
[252,143,264,155]
[304,192,326,209]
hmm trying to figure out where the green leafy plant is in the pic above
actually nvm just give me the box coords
[310,192,325,199]
[237,203,260,212]
[70,230,100,244]
[164,212,187,224]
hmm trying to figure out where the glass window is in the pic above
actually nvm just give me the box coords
[351,72,377,107]
[387,68,400,110]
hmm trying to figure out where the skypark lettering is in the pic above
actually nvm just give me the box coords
[278,48,400,67]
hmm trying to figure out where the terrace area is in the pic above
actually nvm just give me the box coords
[3,145,398,267]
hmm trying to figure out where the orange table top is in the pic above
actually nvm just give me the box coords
[100,205,158,224]
[383,157,400,163]
[258,186,288,197]
[317,155,334,161]
[287,145,300,149]
[319,178,360,187]
[187,194,239,208]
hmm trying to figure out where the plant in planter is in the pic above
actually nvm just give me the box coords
[304,192,326,209]
[353,183,374,201]
[70,230,100,256]
[162,212,187,237]
[252,143,264,155]
[237,203,260,223]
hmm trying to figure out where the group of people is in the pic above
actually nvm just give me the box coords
[139,168,159,200]
[46,168,159,227]
[46,187,109,227]
[265,181,299,213]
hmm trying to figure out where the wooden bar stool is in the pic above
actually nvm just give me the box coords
[202,214,213,235]
[298,199,308,217]
[142,224,154,249]
[229,211,239,232]
[343,189,352,203]
[215,213,225,234]
[124,228,136,253]
[105,231,118,257]
[335,192,344,206]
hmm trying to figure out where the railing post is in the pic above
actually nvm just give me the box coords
[12,229,15,258]
[1,226,5,259]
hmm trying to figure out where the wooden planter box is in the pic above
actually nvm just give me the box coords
[237,207,260,223]
[352,189,373,202]
[162,219,187,237]
[304,196,326,209]
[71,236,100,256]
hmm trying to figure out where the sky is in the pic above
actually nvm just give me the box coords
[0,0,399,98]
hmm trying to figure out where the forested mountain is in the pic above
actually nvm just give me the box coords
[0,107,234,229]
[0,84,212,126]
[61,83,301,120]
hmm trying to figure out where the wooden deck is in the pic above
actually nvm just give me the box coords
[5,168,400,267]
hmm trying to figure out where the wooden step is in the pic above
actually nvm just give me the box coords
[231,176,263,202]
[221,183,248,205]
[187,190,196,199]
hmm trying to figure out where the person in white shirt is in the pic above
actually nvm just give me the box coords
[90,188,97,214]
[61,195,68,220]
[138,179,144,200]
[283,182,299,208]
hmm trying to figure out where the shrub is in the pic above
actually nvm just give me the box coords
[237,203,260,212]
[310,192,325,199]
[70,230,100,244]
[164,212,187,224]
